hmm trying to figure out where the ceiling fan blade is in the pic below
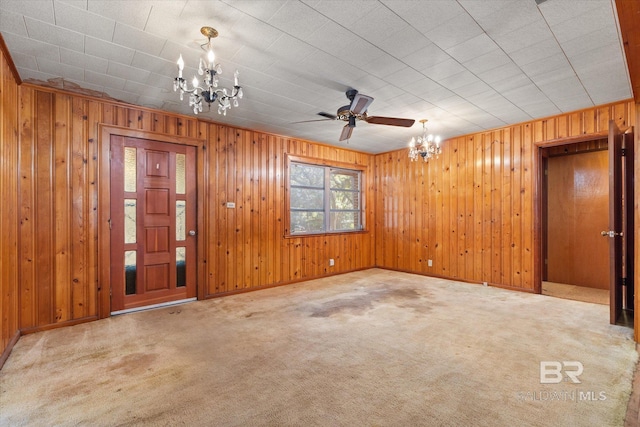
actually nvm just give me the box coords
[350,93,374,115]
[318,112,337,119]
[366,116,415,127]
[291,118,334,124]
[339,124,354,141]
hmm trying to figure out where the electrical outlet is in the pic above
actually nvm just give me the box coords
[329,259,334,266]
[226,202,235,208]
[427,259,433,267]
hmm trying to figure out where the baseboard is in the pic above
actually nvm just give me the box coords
[373,266,537,293]
[489,282,536,293]
[203,267,371,299]
[0,330,20,370]
[19,316,99,335]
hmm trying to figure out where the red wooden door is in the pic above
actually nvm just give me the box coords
[110,136,196,312]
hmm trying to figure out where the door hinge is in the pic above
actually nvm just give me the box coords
[621,148,626,157]
[108,218,112,230]
[622,277,627,286]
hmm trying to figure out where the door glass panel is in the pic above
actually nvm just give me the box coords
[176,200,186,241]
[124,199,136,244]
[176,153,186,195]
[176,247,186,287]
[124,147,136,193]
[124,250,137,295]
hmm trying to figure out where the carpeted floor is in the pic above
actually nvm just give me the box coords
[542,281,609,305]
[0,269,637,426]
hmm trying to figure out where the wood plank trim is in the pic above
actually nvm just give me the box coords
[616,0,640,102]
[0,34,21,85]
[202,266,372,299]
[535,131,611,148]
[0,330,20,370]
[19,316,98,335]
[378,266,537,294]
[19,82,374,155]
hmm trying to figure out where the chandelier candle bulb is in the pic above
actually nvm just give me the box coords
[177,55,184,78]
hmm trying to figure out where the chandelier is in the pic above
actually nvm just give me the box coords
[173,26,243,115]
[408,119,441,162]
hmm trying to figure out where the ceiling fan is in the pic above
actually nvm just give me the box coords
[299,89,415,141]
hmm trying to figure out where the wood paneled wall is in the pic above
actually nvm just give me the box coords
[374,101,635,291]
[0,39,20,363]
[204,125,374,296]
[2,77,637,351]
[15,84,375,332]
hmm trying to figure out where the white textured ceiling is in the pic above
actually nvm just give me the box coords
[0,0,631,153]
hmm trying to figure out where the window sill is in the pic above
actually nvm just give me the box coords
[284,229,368,239]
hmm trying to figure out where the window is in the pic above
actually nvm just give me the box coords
[289,161,363,235]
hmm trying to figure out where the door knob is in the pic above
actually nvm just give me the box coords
[601,230,623,237]
[189,230,196,236]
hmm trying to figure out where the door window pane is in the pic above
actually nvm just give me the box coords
[176,247,186,287]
[176,153,186,195]
[124,199,136,244]
[176,200,186,241]
[124,147,136,192]
[124,250,136,295]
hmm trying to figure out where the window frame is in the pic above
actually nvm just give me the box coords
[285,154,366,237]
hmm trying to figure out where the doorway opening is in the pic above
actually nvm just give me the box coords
[541,139,609,305]
[538,126,634,327]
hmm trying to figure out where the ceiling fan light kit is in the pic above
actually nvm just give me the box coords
[173,26,243,115]
[409,119,442,162]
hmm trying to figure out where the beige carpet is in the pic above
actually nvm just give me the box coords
[542,281,609,305]
[1,269,637,426]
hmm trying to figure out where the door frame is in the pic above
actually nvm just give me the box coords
[539,139,609,288]
[533,129,632,319]
[97,125,206,319]
[535,132,609,296]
